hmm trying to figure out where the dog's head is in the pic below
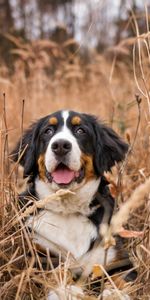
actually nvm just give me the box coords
[11,110,128,191]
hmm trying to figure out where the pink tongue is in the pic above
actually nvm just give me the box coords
[52,168,75,184]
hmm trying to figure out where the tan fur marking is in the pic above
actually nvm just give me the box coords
[71,116,81,125]
[35,242,47,254]
[81,154,95,181]
[111,274,127,289]
[38,154,46,181]
[49,117,58,125]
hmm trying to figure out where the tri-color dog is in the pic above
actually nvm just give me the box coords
[12,110,136,299]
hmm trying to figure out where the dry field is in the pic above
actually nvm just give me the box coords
[0,31,150,299]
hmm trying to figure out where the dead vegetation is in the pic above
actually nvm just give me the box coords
[0,23,150,300]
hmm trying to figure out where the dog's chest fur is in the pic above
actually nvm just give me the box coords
[28,210,98,258]
[27,206,116,278]
[35,177,101,214]
[27,176,116,275]
[28,178,101,258]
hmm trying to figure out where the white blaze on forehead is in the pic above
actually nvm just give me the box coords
[45,110,82,173]
[62,110,69,126]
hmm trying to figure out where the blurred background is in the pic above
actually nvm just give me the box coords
[0,2,150,299]
[0,0,148,51]
[0,0,150,145]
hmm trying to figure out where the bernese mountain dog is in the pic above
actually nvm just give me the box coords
[12,110,136,299]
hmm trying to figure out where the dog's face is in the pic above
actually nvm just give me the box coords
[12,110,128,192]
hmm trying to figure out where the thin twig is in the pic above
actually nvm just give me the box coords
[8,144,28,179]
[18,99,25,158]
[100,248,108,299]
[98,264,123,300]
[117,94,142,204]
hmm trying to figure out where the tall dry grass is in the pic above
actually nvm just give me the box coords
[0,25,150,299]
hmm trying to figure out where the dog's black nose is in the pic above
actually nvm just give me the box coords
[51,139,72,156]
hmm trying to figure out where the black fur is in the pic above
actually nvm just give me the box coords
[11,116,50,178]
[91,118,128,175]
[89,176,114,228]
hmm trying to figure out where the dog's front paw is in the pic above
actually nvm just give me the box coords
[47,285,84,300]
[101,288,131,300]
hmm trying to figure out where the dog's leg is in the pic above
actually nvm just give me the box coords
[47,285,84,300]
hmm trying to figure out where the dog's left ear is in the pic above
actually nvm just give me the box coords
[93,120,128,175]
[10,119,42,178]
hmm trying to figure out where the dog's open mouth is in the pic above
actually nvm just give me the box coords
[46,163,84,185]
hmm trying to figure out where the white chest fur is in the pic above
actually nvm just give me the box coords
[27,176,116,276]
[27,210,98,259]
[35,177,101,215]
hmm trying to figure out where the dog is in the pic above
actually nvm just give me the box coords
[12,110,136,299]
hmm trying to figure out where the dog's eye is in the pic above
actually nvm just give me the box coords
[44,127,54,136]
[75,127,85,135]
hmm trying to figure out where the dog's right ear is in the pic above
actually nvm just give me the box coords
[11,122,39,178]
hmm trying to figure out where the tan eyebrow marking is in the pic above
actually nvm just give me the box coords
[49,117,58,125]
[71,116,81,125]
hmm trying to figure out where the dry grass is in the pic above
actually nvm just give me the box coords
[0,26,150,299]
